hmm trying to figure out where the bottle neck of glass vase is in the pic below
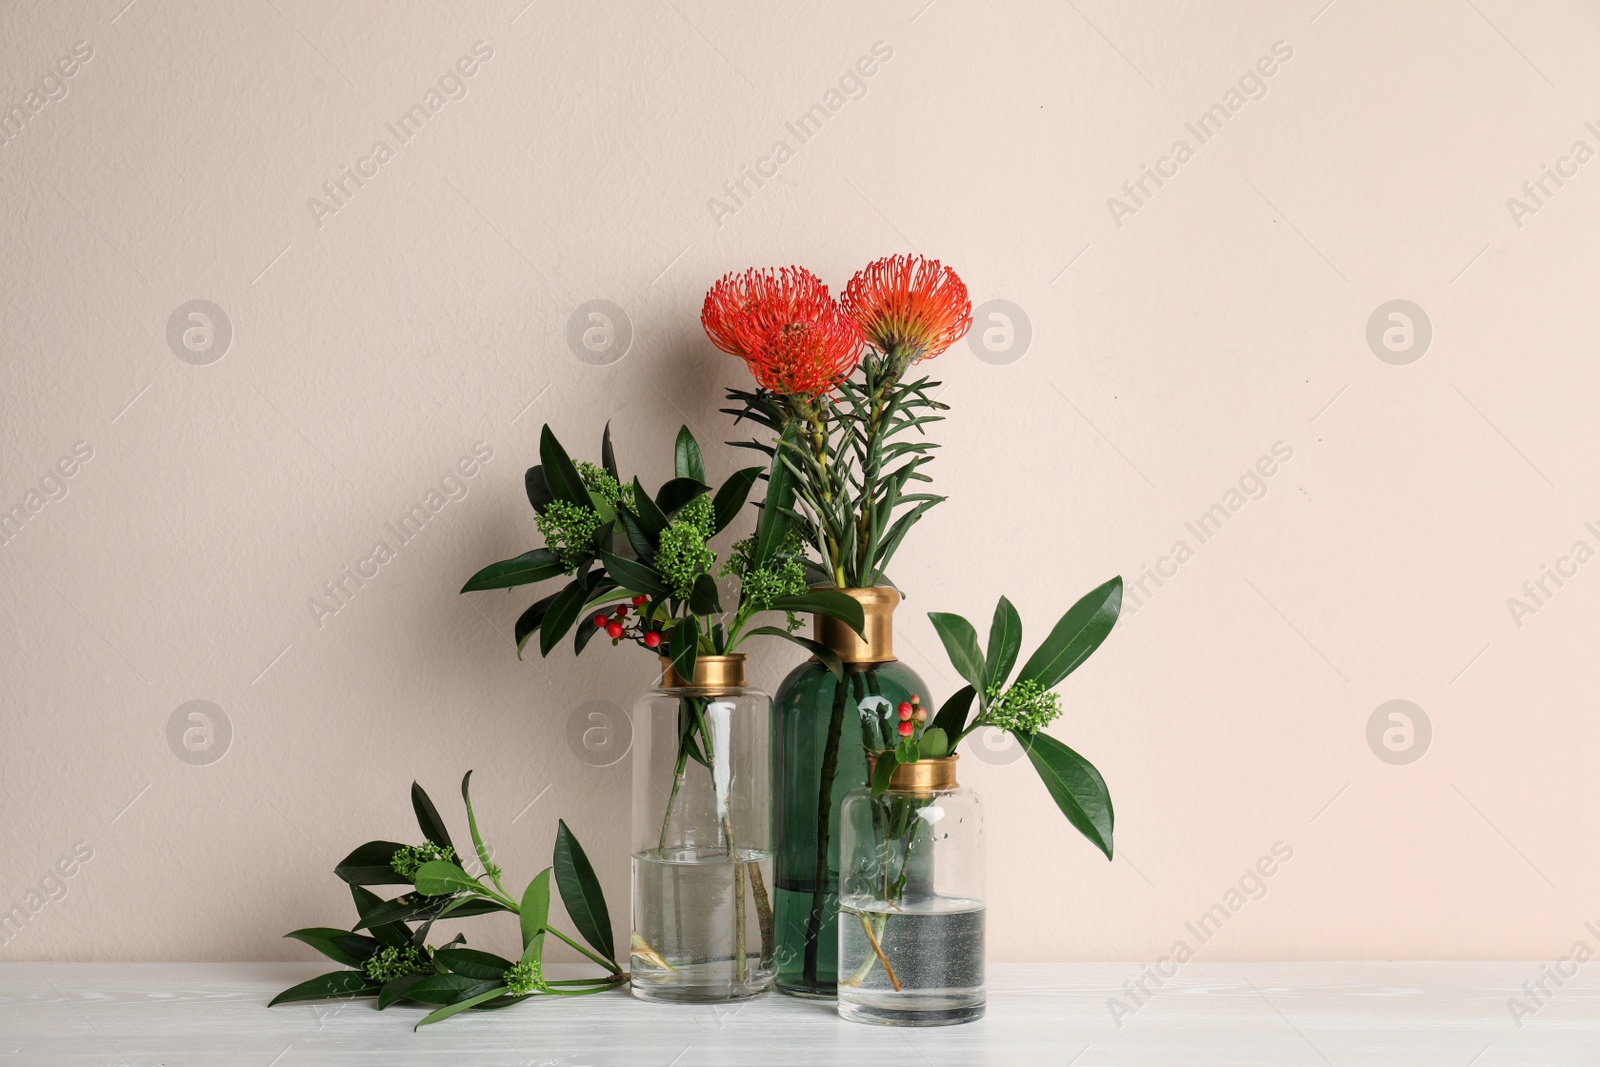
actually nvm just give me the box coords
[813,587,901,664]
[657,654,747,693]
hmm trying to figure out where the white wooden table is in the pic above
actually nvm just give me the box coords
[1,962,1594,1065]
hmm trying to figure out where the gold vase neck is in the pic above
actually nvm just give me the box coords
[658,654,746,692]
[813,586,899,664]
[868,755,959,793]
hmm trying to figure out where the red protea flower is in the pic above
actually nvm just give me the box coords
[701,267,862,397]
[841,255,972,369]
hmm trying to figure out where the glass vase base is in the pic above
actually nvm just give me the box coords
[774,980,837,1001]
[837,993,986,1027]
[629,963,772,1004]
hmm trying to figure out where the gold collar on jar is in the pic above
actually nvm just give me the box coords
[867,755,959,793]
[658,654,746,693]
[813,586,901,665]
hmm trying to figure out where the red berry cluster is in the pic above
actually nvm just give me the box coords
[895,694,927,737]
[591,595,664,649]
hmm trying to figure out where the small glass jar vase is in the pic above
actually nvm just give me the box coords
[771,587,928,998]
[838,756,985,1026]
[630,654,774,1002]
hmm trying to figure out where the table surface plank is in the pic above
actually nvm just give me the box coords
[0,962,1594,1066]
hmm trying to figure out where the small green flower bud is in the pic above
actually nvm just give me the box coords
[504,959,540,996]
[390,842,457,881]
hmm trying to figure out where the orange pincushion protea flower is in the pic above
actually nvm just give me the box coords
[701,267,862,397]
[840,255,972,367]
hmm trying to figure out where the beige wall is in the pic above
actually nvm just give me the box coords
[2,0,1598,970]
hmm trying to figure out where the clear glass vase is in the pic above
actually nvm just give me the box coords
[838,757,985,1026]
[770,587,927,998]
[630,654,774,1002]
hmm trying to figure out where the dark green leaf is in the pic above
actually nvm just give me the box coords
[435,896,513,921]
[268,970,379,1006]
[599,551,669,598]
[601,422,618,481]
[553,820,615,965]
[520,868,552,958]
[674,425,705,483]
[330,932,384,962]
[670,616,698,683]
[931,685,976,739]
[677,695,708,769]
[770,591,865,637]
[285,928,371,968]
[404,974,501,1006]
[355,893,446,931]
[743,626,844,680]
[984,596,1023,692]
[689,573,721,615]
[1015,576,1123,691]
[377,973,425,1009]
[632,477,668,536]
[870,753,898,796]
[334,841,407,885]
[539,425,590,507]
[350,884,412,948]
[751,430,795,566]
[524,466,553,513]
[928,612,985,694]
[539,575,592,658]
[711,466,763,533]
[619,509,656,560]
[412,860,480,898]
[514,590,562,657]
[575,611,605,654]
[655,477,711,516]
[460,549,563,593]
[416,985,511,1029]
[460,771,494,886]
[1021,731,1114,859]
[435,948,516,981]
[411,782,454,851]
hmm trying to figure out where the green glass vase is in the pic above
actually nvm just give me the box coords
[770,588,927,999]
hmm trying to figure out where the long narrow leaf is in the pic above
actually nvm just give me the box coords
[1021,731,1114,859]
[599,551,670,598]
[769,591,865,637]
[539,425,590,507]
[539,574,593,658]
[460,771,495,883]
[524,465,553,513]
[744,626,844,679]
[928,612,985,693]
[931,684,976,739]
[334,841,407,885]
[984,596,1023,691]
[415,986,511,1029]
[460,549,564,593]
[514,590,562,658]
[553,820,616,965]
[674,425,705,482]
[711,466,763,533]
[671,616,698,682]
[1014,576,1123,690]
[269,970,379,1007]
[411,782,454,851]
[600,422,618,480]
[285,928,370,968]
[520,869,552,954]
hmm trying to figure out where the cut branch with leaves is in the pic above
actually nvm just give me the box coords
[270,773,625,1028]
[460,422,865,679]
